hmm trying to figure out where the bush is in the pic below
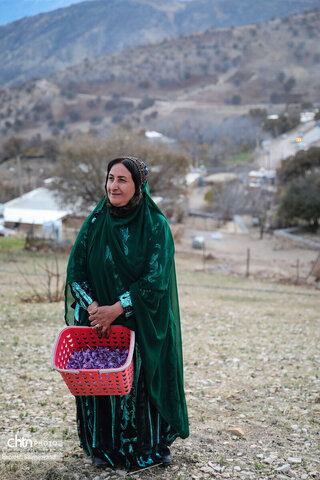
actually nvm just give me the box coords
[284,76,296,93]
[278,174,320,230]
[270,92,282,104]
[277,147,320,184]
[68,110,81,122]
[249,108,267,119]
[87,99,97,109]
[263,112,299,137]
[231,95,242,105]
[138,96,155,110]
[105,99,134,112]
[138,80,150,89]
[90,116,103,125]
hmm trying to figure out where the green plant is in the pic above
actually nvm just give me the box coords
[0,237,25,251]
[278,174,320,230]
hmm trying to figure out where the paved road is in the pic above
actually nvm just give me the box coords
[303,123,320,144]
[257,121,320,170]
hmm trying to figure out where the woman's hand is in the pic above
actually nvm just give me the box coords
[87,300,99,315]
[89,301,124,338]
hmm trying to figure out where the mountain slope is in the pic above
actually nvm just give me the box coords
[1,0,182,86]
[52,10,320,105]
[0,0,319,86]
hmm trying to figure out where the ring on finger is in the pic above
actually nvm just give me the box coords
[95,324,100,329]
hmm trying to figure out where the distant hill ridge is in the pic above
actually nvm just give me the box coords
[51,10,320,106]
[0,0,319,86]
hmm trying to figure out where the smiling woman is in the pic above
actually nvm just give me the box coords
[106,163,136,207]
[64,156,189,470]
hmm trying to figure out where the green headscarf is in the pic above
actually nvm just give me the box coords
[65,183,189,439]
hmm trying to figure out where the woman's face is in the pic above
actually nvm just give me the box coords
[107,163,136,207]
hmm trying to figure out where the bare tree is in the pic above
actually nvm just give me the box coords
[205,181,248,221]
[43,138,60,162]
[156,113,264,167]
[3,136,25,196]
[49,130,190,212]
[247,188,272,239]
[205,181,272,237]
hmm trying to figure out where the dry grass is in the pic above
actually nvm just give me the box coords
[0,244,319,480]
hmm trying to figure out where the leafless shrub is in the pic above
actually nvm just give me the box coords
[18,253,65,303]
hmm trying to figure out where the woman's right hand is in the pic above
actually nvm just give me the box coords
[89,302,124,338]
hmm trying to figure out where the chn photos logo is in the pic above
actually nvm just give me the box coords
[7,434,33,449]
[1,430,63,461]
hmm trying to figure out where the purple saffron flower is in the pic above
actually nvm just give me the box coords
[66,346,129,370]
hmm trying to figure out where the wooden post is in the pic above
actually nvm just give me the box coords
[16,154,23,197]
[246,248,250,277]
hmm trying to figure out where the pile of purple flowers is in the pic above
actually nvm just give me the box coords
[66,346,129,370]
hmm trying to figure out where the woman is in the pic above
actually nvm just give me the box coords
[65,156,189,470]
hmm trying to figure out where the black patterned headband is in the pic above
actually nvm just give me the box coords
[124,157,149,188]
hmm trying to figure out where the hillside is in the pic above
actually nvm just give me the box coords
[53,9,320,105]
[0,0,319,86]
[0,10,319,152]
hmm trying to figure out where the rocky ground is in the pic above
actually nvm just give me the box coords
[0,245,319,480]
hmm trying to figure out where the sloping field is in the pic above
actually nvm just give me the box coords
[0,244,319,480]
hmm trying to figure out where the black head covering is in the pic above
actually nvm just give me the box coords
[105,157,149,217]
[106,157,148,191]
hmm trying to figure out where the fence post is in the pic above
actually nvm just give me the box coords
[246,248,250,277]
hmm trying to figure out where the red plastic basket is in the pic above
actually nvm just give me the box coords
[51,326,135,396]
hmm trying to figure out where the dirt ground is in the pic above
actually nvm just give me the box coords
[183,181,320,286]
[0,240,319,480]
[180,217,319,287]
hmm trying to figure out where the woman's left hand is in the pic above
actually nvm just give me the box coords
[89,301,124,338]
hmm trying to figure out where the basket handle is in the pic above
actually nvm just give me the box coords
[58,368,80,374]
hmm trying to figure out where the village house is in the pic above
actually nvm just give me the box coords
[2,186,83,241]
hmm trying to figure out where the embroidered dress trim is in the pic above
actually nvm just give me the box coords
[70,281,95,309]
[119,291,134,318]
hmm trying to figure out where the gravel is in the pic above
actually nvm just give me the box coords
[0,251,319,479]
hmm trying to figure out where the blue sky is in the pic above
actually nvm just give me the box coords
[0,0,86,25]
[0,0,191,26]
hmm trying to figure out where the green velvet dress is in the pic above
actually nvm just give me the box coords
[65,187,189,468]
